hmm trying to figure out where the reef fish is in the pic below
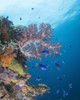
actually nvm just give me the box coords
[36,63,47,70]
[55,61,61,70]
[56,90,60,94]
[12,50,17,54]
[63,92,68,97]
[42,50,51,54]
[20,17,22,20]
[36,76,41,81]
[31,8,34,10]
[69,84,72,88]
[6,16,9,19]
[42,50,51,57]
[17,85,22,90]
[57,77,63,80]
[17,33,21,37]
[69,44,71,48]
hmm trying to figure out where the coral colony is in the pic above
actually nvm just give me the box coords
[0,16,62,100]
[18,23,62,60]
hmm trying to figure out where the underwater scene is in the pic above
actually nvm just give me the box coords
[0,0,80,100]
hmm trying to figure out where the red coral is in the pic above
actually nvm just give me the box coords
[18,23,62,60]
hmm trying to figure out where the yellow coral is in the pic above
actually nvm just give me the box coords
[11,79,19,83]
[3,76,19,83]
[8,59,26,76]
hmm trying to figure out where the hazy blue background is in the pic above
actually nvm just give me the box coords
[0,0,80,100]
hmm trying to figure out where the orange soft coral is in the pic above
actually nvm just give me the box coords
[1,54,16,67]
[27,74,31,79]
[0,46,16,67]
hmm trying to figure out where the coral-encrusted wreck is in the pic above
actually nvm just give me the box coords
[0,16,62,100]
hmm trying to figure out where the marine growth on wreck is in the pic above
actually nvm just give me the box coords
[0,16,62,100]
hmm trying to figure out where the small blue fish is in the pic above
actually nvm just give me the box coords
[17,85,21,90]
[62,60,65,64]
[66,92,68,96]
[36,63,47,70]
[60,52,62,55]
[42,50,51,55]
[31,8,34,10]
[20,17,22,20]
[13,50,17,54]
[63,92,68,97]
[69,84,72,88]
[69,44,71,48]
[6,16,9,19]
[63,93,66,97]
[56,90,59,94]
[17,33,20,37]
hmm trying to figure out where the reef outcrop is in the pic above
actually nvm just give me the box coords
[0,16,62,100]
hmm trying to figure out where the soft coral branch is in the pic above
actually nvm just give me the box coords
[18,23,62,60]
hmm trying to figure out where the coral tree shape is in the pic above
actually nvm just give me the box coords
[18,23,62,60]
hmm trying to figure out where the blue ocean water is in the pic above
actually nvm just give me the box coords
[26,15,80,100]
[0,0,80,100]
